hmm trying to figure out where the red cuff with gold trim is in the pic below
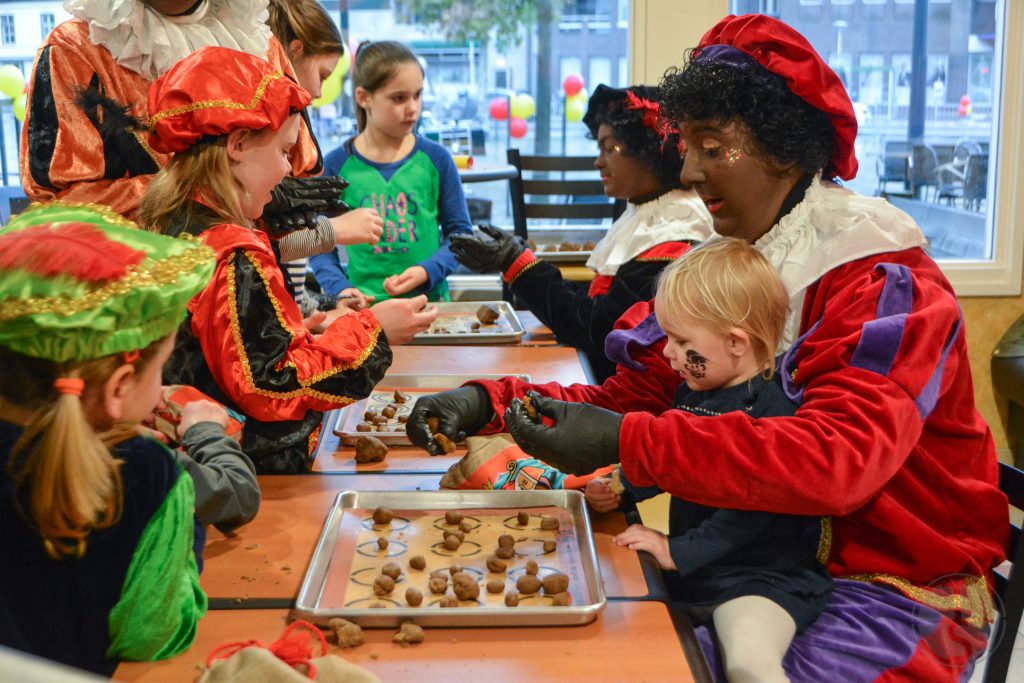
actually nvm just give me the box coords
[503,250,539,285]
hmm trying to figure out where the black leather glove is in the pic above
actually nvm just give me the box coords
[505,391,622,475]
[261,176,352,234]
[406,385,495,456]
[449,224,526,274]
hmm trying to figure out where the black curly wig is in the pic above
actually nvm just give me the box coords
[586,93,684,190]
[660,49,837,180]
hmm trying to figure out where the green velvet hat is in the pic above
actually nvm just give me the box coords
[0,202,214,362]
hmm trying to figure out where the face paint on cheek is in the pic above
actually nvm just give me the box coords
[723,147,744,165]
[684,349,708,379]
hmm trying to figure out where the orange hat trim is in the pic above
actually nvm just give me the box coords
[146,71,284,129]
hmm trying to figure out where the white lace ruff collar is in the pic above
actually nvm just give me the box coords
[65,0,272,81]
[704,178,927,349]
[586,188,715,276]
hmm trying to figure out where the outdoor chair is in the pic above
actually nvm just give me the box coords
[962,153,989,212]
[908,143,940,201]
[875,140,912,197]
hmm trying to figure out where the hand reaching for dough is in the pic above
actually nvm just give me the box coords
[614,523,676,571]
[330,208,383,246]
[178,399,231,439]
[337,287,372,311]
[370,295,438,345]
[584,476,621,513]
[383,266,429,297]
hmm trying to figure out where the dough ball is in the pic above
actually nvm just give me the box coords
[497,534,515,548]
[517,511,530,526]
[452,572,480,601]
[504,590,520,607]
[439,595,459,608]
[459,520,473,533]
[428,576,448,594]
[443,535,462,550]
[433,432,457,454]
[354,436,388,463]
[381,406,397,419]
[448,564,463,576]
[381,562,401,580]
[550,592,571,607]
[363,410,377,421]
[372,507,394,525]
[445,510,464,525]
[525,560,539,576]
[486,578,505,594]
[393,389,410,404]
[443,529,465,542]
[377,537,389,551]
[476,304,500,325]
[542,572,569,595]
[540,516,559,531]
[393,620,424,646]
[542,540,557,553]
[406,587,423,607]
[516,575,541,595]
[494,545,515,560]
[327,618,364,648]
[409,555,426,570]
[486,555,507,573]
[373,574,395,596]
[356,422,372,432]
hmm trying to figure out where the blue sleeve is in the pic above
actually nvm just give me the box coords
[309,144,357,296]
[667,510,777,577]
[417,139,474,290]
[309,248,353,296]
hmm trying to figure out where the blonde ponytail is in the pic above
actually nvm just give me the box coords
[12,380,122,559]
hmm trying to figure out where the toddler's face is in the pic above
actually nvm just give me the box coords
[661,313,743,392]
[118,333,177,426]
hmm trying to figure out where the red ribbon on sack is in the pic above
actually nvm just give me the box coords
[205,619,329,679]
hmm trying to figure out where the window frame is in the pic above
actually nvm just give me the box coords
[0,15,15,46]
[942,0,1023,296]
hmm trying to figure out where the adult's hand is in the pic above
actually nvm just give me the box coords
[370,295,438,345]
[505,391,622,475]
[449,224,526,273]
[330,208,383,245]
[262,176,352,233]
[406,385,494,456]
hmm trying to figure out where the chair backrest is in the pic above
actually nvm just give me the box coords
[963,153,989,203]
[953,139,982,164]
[909,144,939,187]
[982,462,1024,683]
[507,148,619,239]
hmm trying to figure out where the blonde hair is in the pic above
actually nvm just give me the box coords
[655,238,789,377]
[0,341,163,560]
[267,0,344,57]
[352,41,421,132]
[139,137,251,233]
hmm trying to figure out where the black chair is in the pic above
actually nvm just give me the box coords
[507,148,623,240]
[981,462,1024,683]
[962,153,989,212]
[875,140,912,197]
[908,143,940,201]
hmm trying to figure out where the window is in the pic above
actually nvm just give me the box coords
[0,16,14,46]
[588,57,612,94]
[618,56,628,87]
[40,13,55,40]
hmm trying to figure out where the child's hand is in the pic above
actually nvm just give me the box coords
[301,310,328,334]
[585,476,621,513]
[371,295,439,344]
[383,266,429,296]
[614,523,676,571]
[337,287,372,311]
[330,208,383,245]
[178,399,230,439]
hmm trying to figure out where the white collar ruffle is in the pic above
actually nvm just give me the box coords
[65,0,272,81]
[705,178,927,349]
[586,188,714,276]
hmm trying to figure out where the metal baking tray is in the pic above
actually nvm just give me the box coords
[411,301,524,345]
[331,373,529,445]
[533,246,594,263]
[293,489,606,627]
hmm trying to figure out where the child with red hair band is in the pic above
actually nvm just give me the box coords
[0,202,212,675]
[139,46,437,473]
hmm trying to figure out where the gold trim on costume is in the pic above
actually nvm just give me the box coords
[816,516,832,565]
[506,258,541,286]
[843,572,995,628]
[146,72,284,128]
[225,252,383,402]
[0,242,214,320]
[20,200,140,230]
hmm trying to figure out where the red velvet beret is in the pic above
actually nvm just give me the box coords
[696,14,858,180]
[147,46,311,154]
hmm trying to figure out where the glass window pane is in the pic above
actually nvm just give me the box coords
[729,0,1001,262]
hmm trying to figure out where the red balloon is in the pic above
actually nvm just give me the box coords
[488,97,509,121]
[958,104,969,118]
[959,94,971,106]
[563,73,584,97]
[509,117,528,139]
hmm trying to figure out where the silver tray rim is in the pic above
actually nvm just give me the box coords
[292,489,607,628]
[331,373,530,444]
[534,249,594,263]
[410,301,524,345]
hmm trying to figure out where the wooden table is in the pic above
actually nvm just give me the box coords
[517,310,559,347]
[312,345,592,474]
[115,602,697,682]
[202,476,651,604]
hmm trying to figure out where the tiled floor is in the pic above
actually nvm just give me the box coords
[636,495,1024,682]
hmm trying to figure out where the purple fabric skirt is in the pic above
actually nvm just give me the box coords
[695,579,985,682]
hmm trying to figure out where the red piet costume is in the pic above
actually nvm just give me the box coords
[472,14,1005,681]
[151,48,390,474]
[20,11,321,220]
